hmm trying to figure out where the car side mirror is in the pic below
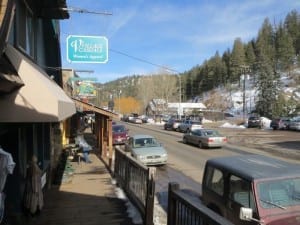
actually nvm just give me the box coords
[240,207,262,224]
[239,207,252,221]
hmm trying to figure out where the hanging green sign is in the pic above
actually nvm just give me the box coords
[67,35,108,63]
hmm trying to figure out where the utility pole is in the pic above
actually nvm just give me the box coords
[118,90,122,114]
[178,75,182,119]
[240,65,250,121]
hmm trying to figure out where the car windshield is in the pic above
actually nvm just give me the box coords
[257,178,300,209]
[134,138,160,148]
[112,125,126,133]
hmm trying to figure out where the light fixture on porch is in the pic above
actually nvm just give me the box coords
[61,7,112,16]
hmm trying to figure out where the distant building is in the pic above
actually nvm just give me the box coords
[146,99,167,116]
[167,102,207,117]
[146,99,206,117]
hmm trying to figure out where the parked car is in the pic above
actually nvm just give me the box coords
[289,117,300,131]
[125,134,168,166]
[270,117,291,130]
[127,113,139,123]
[112,124,129,145]
[164,118,182,131]
[247,116,261,128]
[182,129,227,148]
[178,120,202,133]
[140,116,154,123]
[201,154,300,225]
[130,117,143,124]
[121,114,130,122]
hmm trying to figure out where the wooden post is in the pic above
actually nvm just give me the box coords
[167,182,180,225]
[145,167,156,225]
[108,118,113,169]
[101,116,106,158]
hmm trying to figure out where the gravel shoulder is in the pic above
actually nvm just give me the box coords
[204,121,300,160]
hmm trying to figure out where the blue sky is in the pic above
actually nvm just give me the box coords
[60,0,300,83]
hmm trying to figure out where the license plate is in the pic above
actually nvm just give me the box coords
[215,138,222,143]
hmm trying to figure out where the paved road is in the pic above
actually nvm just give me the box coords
[116,120,300,224]
[122,121,300,194]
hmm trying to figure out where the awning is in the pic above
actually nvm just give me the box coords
[0,55,24,94]
[23,0,69,19]
[72,98,118,119]
[0,44,76,122]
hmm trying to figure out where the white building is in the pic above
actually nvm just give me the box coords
[146,99,206,117]
[168,102,207,116]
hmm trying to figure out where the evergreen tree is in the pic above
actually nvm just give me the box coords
[200,61,213,92]
[284,10,300,55]
[230,38,246,83]
[222,49,231,84]
[256,18,276,65]
[275,22,295,72]
[254,55,277,118]
[271,92,287,118]
[245,40,256,72]
[254,18,282,118]
[185,72,194,100]
[212,51,227,87]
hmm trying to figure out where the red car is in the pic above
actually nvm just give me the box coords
[112,124,129,145]
[202,154,300,225]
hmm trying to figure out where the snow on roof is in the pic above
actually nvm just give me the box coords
[168,102,206,109]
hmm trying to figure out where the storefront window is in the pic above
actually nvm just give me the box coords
[16,1,35,57]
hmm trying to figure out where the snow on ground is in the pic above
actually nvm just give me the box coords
[113,179,166,225]
[219,117,271,129]
[118,72,299,224]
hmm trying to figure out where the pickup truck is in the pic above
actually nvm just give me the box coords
[201,154,300,225]
[178,120,202,133]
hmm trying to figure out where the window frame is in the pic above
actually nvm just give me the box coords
[16,1,36,58]
[204,166,224,196]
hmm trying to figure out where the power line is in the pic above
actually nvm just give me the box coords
[109,48,180,74]
[44,48,180,75]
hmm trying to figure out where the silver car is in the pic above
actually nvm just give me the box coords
[125,134,168,166]
[178,120,203,133]
[289,117,300,131]
[183,129,227,148]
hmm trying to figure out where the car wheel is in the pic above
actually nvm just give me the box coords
[198,141,203,148]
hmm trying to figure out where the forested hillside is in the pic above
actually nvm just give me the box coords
[100,10,300,118]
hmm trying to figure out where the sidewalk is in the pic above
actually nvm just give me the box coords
[26,130,136,225]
